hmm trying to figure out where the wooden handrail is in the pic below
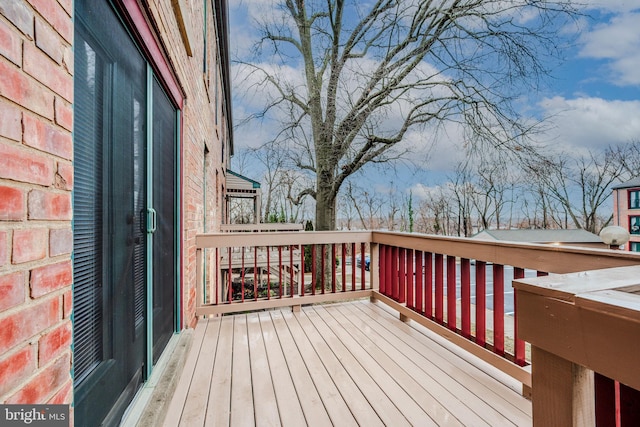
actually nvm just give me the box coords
[515,266,640,426]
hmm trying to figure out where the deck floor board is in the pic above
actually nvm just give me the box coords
[165,300,532,426]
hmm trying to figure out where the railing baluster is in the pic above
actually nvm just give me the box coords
[399,247,406,304]
[254,246,258,301]
[351,242,356,291]
[513,267,526,365]
[360,242,366,290]
[407,249,414,310]
[461,258,471,339]
[415,250,423,315]
[300,245,305,297]
[215,248,220,305]
[228,247,232,302]
[385,245,392,297]
[447,255,457,331]
[278,246,283,299]
[475,261,486,347]
[595,373,616,427]
[425,252,432,318]
[493,263,505,356]
[241,248,245,302]
[435,253,444,324]
[332,244,337,293]
[311,245,316,296]
[266,247,271,300]
[321,244,326,294]
[342,243,347,292]
[289,245,294,298]
[392,246,399,300]
[379,245,386,295]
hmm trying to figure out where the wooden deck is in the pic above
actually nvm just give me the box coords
[163,300,531,426]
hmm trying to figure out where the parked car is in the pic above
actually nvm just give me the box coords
[355,254,370,271]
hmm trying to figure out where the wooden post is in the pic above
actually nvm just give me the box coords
[531,346,595,427]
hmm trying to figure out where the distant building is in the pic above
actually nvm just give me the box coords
[613,178,640,252]
[471,229,606,249]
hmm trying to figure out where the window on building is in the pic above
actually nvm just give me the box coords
[630,242,640,252]
[630,190,640,209]
[630,216,640,235]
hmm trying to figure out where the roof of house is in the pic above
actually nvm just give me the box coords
[471,229,603,244]
[612,177,640,190]
[226,169,261,190]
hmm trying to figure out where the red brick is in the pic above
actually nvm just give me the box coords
[62,290,71,319]
[48,378,72,405]
[62,44,72,75]
[12,228,47,264]
[28,190,71,220]
[6,352,71,404]
[35,17,62,64]
[0,296,60,354]
[54,97,72,131]
[30,260,72,298]
[49,227,72,256]
[0,141,55,186]
[0,231,7,267]
[57,0,72,16]
[0,345,36,397]
[0,185,25,221]
[0,59,54,119]
[0,271,25,312]
[55,161,73,190]
[26,0,71,43]
[38,321,71,365]
[23,43,72,103]
[23,114,72,160]
[0,100,22,141]
[0,17,22,66]
[0,1,34,38]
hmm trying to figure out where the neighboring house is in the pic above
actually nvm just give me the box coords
[613,178,640,252]
[0,1,232,426]
[471,229,606,249]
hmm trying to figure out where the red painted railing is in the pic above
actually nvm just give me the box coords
[378,244,546,366]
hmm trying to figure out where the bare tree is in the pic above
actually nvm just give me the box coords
[608,140,640,181]
[524,150,625,233]
[239,0,579,230]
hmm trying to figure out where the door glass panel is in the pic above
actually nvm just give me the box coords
[152,78,177,361]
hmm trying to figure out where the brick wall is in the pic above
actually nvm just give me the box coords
[0,0,73,409]
[145,0,229,327]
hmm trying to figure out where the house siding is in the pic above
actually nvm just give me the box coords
[613,186,640,251]
[0,0,231,423]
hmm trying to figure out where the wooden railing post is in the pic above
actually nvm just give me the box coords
[196,248,203,316]
[370,242,379,296]
[530,346,595,426]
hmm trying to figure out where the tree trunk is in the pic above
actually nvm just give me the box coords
[315,176,336,231]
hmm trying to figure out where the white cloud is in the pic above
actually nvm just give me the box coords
[539,96,640,151]
[577,10,640,85]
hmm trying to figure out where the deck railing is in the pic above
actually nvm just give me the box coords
[515,265,640,426]
[195,231,640,390]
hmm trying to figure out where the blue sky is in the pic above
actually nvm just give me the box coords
[228,1,640,203]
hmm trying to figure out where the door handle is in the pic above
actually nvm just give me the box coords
[147,208,157,233]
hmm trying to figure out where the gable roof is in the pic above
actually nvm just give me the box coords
[471,229,603,244]
[612,177,640,190]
